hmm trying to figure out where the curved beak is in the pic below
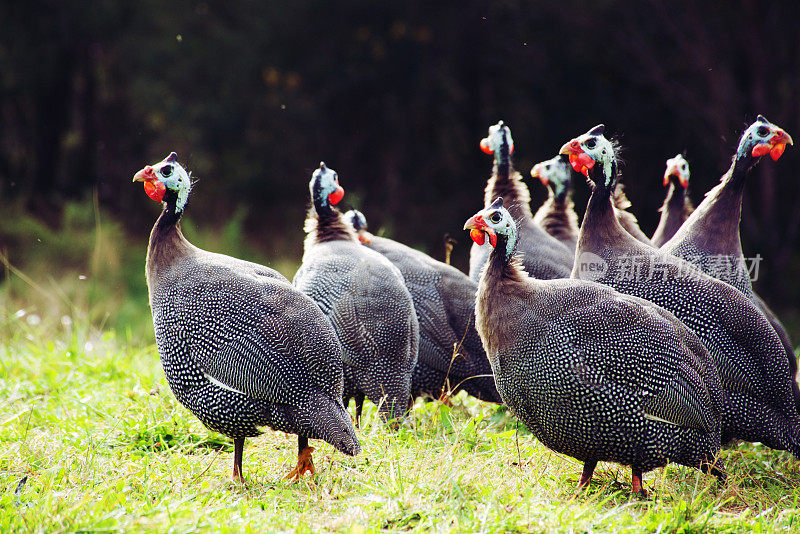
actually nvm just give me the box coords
[559,139,582,156]
[769,127,794,161]
[464,213,497,247]
[531,163,548,185]
[133,166,156,182]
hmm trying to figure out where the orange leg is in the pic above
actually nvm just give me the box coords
[284,436,315,482]
[631,467,647,496]
[578,459,597,490]
[232,437,245,484]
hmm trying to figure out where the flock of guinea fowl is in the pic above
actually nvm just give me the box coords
[132,115,797,495]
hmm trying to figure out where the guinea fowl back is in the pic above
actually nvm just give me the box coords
[293,163,419,421]
[469,121,573,282]
[344,210,500,403]
[467,199,724,494]
[561,125,800,458]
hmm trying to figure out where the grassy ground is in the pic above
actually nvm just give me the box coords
[2,315,799,533]
[2,200,800,532]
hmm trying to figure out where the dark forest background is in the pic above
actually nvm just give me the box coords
[2,0,800,334]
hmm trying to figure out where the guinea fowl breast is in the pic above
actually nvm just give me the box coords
[135,153,359,483]
[561,125,800,458]
[344,209,501,404]
[469,121,574,282]
[293,163,419,423]
[466,198,724,495]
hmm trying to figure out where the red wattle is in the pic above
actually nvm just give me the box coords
[328,186,345,205]
[752,143,771,158]
[568,154,582,173]
[770,143,786,161]
[470,228,486,245]
[577,152,595,170]
[489,232,497,248]
[144,180,166,202]
[480,138,494,154]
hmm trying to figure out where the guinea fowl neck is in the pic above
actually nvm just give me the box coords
[483,233,528,286]
[576,162,630,255]
[678,154,750,253]
[485,164,533,220]
[307,200,356,244]
[147,191,192,282]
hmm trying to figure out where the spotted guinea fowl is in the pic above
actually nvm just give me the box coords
[531,156,579,254]
[651,154,694,247]
[293,163,419,423]
[561,126,800,457]
[469,121,573,282]
[343,209,501,404]
[465,197,724,495]
[132,153,359,483]
[659,117,798,410]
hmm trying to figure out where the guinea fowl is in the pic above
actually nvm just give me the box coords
[465,197,724,495]
[469,121,573,282]
[531,156,580,254]
[293,163,419,423]
[651,154,694,247]
[659,117,798,409]
[343,209,501,404]
[132,153,359,483]
[561,125,800,457]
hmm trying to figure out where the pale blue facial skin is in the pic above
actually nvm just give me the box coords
[736,116,781,160]
[310,164,339,207]
[536,156,572,199]
[479,204,517,259]
[575,131,615,188]
[665,154,690,184]
[153,155,192,212]
[482,121,514,162]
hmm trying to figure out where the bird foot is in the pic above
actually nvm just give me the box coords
[631,470,648,498]
[283,446,315,482]
[232,471,246,485]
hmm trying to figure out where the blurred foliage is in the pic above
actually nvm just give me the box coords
[1,0,800,331]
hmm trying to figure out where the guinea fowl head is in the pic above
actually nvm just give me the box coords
[736,115,793,164]
[664,153,690,188]
[309,162,345,212]
[464,197,517,261]
[531,155,572,201]
[480,121,514,162]
[133,152,192,213]
[343,209,370,244]
[559,124,617,190]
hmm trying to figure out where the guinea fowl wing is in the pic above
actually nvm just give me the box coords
[160,258,344,405]
[526,282,720,432]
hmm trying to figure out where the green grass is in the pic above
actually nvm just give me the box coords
[2,316,799,533]
[2,199,800,532]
